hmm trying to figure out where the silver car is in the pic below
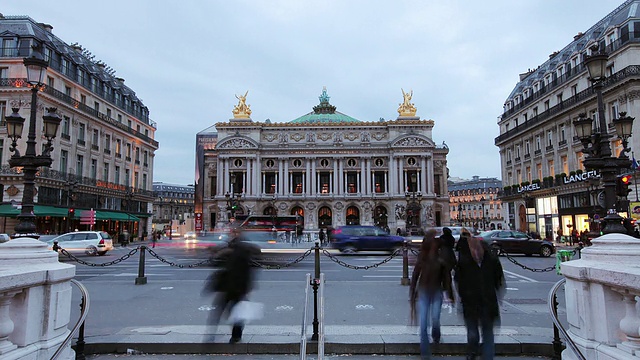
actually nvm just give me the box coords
[46,231,114,256]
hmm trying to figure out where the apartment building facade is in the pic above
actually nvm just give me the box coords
[496,1,640,240]
[0,16,158,237]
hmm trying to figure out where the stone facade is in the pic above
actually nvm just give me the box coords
[195,89,450,232]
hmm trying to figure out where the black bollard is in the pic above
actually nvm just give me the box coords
[135,245,147,285]
[551,292,562,359]
[311,241,320,341]
[401,240,410,285]
[75,297,86,360]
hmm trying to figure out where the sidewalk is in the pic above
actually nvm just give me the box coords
[78,324,556,358]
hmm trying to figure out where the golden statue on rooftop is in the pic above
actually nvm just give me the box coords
[232,91,252,119]
[397,88,417,117]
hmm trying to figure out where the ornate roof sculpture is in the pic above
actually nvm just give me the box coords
[397,88,417,117]
[289,87,362,124]
[232,91,252,119]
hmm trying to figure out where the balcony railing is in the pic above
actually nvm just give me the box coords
[0,78,158,147]
[496,65,640,145]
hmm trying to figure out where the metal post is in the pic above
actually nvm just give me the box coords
[135,245,147,285]
[401,240,410,285]
[311,241,320,341]
[551,292,562,359]
[75,297,86,360]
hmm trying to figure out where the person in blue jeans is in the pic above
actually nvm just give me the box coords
[455,228,506,360]
[410,229,454,359]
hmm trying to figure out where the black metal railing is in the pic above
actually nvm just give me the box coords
[0,78,159,146]
[548,278,586,360]
[495,65,640,145]
[50,279,90,360]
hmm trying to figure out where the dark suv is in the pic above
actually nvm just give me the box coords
[329,225,405,253]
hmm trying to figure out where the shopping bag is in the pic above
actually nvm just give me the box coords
[228,301,264,324]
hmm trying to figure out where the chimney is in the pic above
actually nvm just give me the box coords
[574,32,584,41]
[549,51,559,59]
[115,77,125,84]
[71,44,82,53]
[38,23,53,33]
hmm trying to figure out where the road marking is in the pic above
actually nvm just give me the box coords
[362,275,400,278]
[355,304,374,310]
[199,305,215,311]
[275,305,294,311]
[506,287,519,291]
[503,270,538,283]
[160,287,173,290]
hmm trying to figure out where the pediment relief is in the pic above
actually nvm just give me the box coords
[392,135,434,147]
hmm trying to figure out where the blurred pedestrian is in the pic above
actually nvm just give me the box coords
[410,229,454,358]
[439,227,457,271]
[455,228,506,360]
[151,231,158,248]
[206,228,259,344]
[318,228,326,246]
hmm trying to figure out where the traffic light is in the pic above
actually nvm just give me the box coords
[616,174,633,197]
[68,208,75,217]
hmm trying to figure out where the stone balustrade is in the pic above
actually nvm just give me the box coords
[0,237,76,360]
[562,233,640,360]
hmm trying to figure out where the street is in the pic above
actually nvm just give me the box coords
[62,240,566,339]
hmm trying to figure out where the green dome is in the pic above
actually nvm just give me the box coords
[289,87,361,124]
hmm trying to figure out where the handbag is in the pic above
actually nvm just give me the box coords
[201,270,226,295]
[228,301,264,324]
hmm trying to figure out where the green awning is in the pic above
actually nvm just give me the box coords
[0,205,139,222]
[94,210,140,222]
[0,204,70,217]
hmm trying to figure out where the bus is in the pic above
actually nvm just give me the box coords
[238,215,302,233]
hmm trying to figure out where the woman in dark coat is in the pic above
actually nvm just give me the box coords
[455,228,505,360]
[410,229,454,359]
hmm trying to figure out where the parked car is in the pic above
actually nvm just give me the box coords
[474,230,555,257]
[45,231,114,256]
[329,225,405,254]
[0,233,10,242]
[409,226,465,247]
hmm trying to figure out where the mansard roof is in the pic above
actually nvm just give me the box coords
[504,0,640,102]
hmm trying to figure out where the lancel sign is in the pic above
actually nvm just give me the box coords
[563,170,600,184]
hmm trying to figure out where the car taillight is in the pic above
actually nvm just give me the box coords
[333,229,342,235]
[99,239,104,245]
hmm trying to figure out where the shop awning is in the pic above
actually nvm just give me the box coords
[0,204,139,222]
[94,210,140,222]
[0,204,70,217]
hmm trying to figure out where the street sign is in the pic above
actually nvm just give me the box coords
[195,213,203,231]
[80,209,96,225]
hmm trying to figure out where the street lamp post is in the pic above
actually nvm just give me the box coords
[405,190,423,229]
[6,48,62,238]
[65,180,78,232]
[124,190,134,239]
[573,47,635,234]
[225,173,242,223]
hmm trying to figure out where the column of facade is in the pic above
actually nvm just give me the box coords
[338,159,345,195]
[427,156,434,194]
[306,159,311,195]
[245,159,251,195]
[389,156,396,196]
[224,159,230,194]
[284,160,289,195]
[398,156,404,193]
[333,159,339,195]
[384,172,388,194]
[311,159,317,195]
[360,159,366,194]
[420,156,427,194]
[278,159,285,195]
[366,158,371,195]
[216,158,223,197]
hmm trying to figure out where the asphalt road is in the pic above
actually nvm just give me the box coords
[61,239,565,338]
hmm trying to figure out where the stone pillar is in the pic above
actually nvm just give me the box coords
[0,238,76,359]
[561,233,640,360]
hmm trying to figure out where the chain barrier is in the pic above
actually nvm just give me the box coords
[58,247,139,267]
[144,247,215,268]
[320,248,401,270]
[251,248,314,269]
[501,251,557,273]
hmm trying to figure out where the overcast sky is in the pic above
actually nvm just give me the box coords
[3,0,625,185]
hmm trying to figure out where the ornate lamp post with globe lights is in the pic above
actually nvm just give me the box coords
[6,47,61,238]
[572,46,635,234]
